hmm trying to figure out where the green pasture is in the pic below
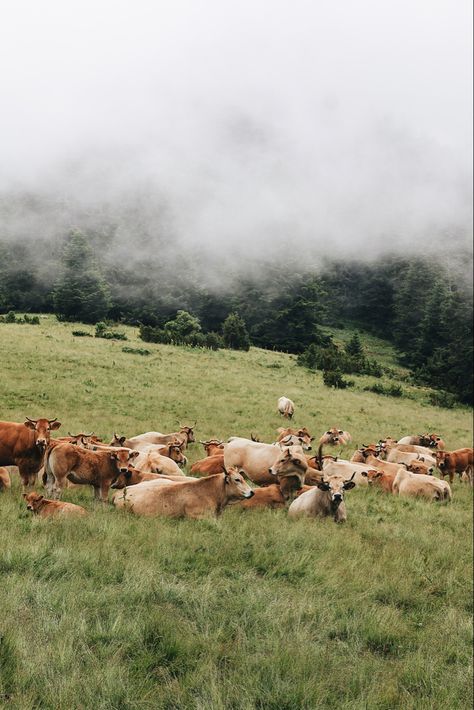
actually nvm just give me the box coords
[0,316,472,709]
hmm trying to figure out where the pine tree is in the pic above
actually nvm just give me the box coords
[222,313,250,351]
[53,230,111,323]
[345,332,363,358]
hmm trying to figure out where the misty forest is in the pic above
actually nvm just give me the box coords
[0,221,472,405]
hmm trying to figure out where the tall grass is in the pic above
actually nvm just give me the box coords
[0,316,472,709]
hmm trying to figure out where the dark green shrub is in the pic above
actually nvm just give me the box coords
[428,391,458,409]
[122,346,151,356]
[364,383,404,397]
[72,330,93,337]
[323,369,353,389]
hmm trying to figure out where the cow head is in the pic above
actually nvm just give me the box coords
[111,466,143,489]
[110,449,140,474]
[23,491,46,513]
[166,440,187,467]
[429,434,445,449]
[269,448,307,499]
[407,461,434,475]
[320,428,352,446]
[24,417,61,449]
[435,451,448,471]
[223,467,254,501]
[179,422,196,444]
[199,439,224,456]
[316,472,356,509]
[109,433,127,447]
[361,469,384,487]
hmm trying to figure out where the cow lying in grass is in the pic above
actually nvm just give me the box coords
[288,472,356,523]
[392,469,452,501]
[113,469,253,518]
[23,492,87,518]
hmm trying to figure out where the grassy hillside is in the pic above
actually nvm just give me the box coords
[0,316,472,709]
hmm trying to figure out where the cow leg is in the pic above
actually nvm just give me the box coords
[449,471,454,484]
[18,465,36,492]
[100,482,111,502]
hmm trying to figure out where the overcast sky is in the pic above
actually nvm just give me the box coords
[0,0,472,263]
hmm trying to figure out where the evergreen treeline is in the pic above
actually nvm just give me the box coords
[0,231,472,405]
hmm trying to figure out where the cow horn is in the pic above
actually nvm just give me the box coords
[349,471,357,481]
[26,416,37,424]
[48,418,58,424]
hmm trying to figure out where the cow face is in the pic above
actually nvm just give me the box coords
[23,491,46,512]
[317,473,356,506]
[24,417,61,449]
[435,451,449,471]
[224,467,254,500]
[167,442,187,467]
[179,424,196,444]
[361,470,383,486]
[429,434,445,449]
[109,434,127,447]
[407,461,433,475]
[269,448,306,498]
[110,449,140,474]
[320,428,351,446]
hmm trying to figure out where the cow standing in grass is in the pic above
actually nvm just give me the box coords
[0,417,61,489]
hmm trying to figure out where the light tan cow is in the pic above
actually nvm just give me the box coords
[392,469,452,501]
[224,437,288,485]
[113,469,253,518]
[133,447,185,476]
[23,492,87,518]
[268,448,309,499]
[44,444,140,500]
[288,472,356,523]
[276,427,313,451]
[277,397,295,419]
[110,424,196,451]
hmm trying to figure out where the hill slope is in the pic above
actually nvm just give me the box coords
[0,316,472,709]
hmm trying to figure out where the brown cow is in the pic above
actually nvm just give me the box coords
[0,467,11,491]
[23,492,87,518]
[44,443,139,500]
[276,427,313,451]
[199,440,225,456]
[0,417,62,489]
[190,454,225,476]
[361,469,396,493]
[113,469,254,518]
[237,484,286,510]
[435,448,473,484]
[319,428,352,446]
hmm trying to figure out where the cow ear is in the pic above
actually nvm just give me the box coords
[37,495,44,502]
[317,480,330,491]
[343,480,356,490]
[109,452,117,460]
[24,420,36,430]
[130,450,140,459]
[119,437,126,445]
[22,493,28,499]
[50,421,62,430]
[361,471,368,477]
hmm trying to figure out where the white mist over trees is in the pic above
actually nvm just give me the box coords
[0,0,472,274]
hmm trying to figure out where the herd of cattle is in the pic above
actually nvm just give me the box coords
[0,407,473,522]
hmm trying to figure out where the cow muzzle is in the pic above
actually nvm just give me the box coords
[269,467,277,476]
[244,490,254,498]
